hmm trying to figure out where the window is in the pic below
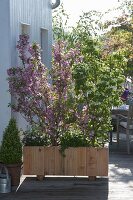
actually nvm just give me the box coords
[40,28,48,67]
[21,23,30,35]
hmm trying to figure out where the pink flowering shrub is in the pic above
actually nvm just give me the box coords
[7,35,82,145]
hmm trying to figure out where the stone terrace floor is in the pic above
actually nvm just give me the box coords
[1,132,133,200]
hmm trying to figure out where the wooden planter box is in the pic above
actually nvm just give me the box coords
[23,146,108,177]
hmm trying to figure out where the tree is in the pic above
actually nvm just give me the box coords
[52,5,126,146]
[7,35,82,145]
[102,0,133,81]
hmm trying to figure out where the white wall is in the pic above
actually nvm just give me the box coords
[0,0,53,141]
[0,0,11,142]
[10,0,52,68]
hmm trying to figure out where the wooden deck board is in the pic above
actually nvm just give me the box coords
[1,138,133,199]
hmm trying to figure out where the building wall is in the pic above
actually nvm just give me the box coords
[0,0,53,141]
[0,0,11,142]
[10,0,52,68]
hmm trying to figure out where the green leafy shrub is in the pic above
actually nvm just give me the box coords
[59,125,90,155]
[22,125,51,146]
[0,118,22,164]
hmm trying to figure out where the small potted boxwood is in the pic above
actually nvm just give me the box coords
[0,118,22,186]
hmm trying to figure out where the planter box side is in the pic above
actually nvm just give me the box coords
[23,146,44,175]
[86,147,108,176]
[44,146,63,175]
[64,147,87,176]
[23,146,108,177]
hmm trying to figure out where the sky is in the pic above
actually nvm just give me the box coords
[60,0,121,26]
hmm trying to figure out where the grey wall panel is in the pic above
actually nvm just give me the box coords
[0,0,53,140]
[10,0,52,67]
[0,0,11,142]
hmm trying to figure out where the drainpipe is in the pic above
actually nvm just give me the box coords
[52,0,60,9]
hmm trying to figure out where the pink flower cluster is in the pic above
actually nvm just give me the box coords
[7,35,82,145]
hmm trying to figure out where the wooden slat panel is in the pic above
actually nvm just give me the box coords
[96,148,108,176]
[76,147,86,176]
[86,147,108,176]
[86,148,98,176]
[23,146,44,175]
[64,147,77,175]
[54,147,64,175]
[44,147,55,175]
[23,146,31,175]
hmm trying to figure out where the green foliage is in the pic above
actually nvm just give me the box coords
[59,124,108,156]
[72,52,125,146]
[22,125,51,146]
[59,125,90,155]
[102,0,133,79]
[70,11,125,146]
[52,3,70,42]
[52,3,126,148]
[0,118,22,164]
